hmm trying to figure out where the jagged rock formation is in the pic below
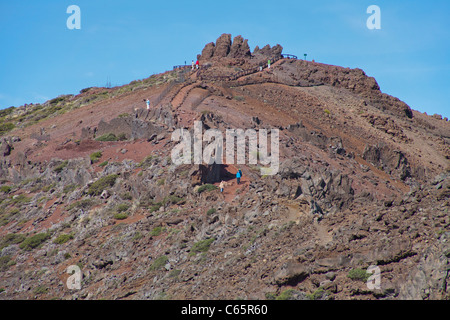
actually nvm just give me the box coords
[199,33,281,64]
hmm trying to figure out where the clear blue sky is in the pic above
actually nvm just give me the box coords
[1,0,449,118]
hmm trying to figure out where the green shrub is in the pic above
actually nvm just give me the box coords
[138,155,155,168]
[43,183,56,193]
[116,203,130,213]
[0,233,26,250]
[0,122,15,136]
[276,289,296,300]
[149,255,168,271]
[117,133,127,141]
[0,106,15,118]
[11,194,32,205]
[99,161,108,167]
[149,203,162,213]
[87,174,119,196]
[149,226,165,237]
[0,255,13,272]
[157,178,165,186]
[63,184,77,194]
[0,185,12,194]
[0,215,10,227]
[206,208,216,216]
[96,133,118,142]
[324,109,331,115]
[33,286,48,295]
[19,233,50,251]
[121,192,132,200]
[190,238,215,255]
[9,208,20,215]
[90,151,102,164]
[163,195,184,205]
[132,232,143,241]
[169,269,181,278]
[53,160,68,173]
[53,233,74,245]
[117,113,129,118]
[265,292,277,300]
[347,268,371,282]
[67,199,94,211]
[113,213,128,220]
[306,287,325,300]
[197,184,218,194]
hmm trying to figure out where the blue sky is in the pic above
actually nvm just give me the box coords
[0,0,449,118]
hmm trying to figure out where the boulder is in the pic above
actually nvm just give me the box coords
[273,259,310,286]
[201,42,215,60]
[1,138,12,156]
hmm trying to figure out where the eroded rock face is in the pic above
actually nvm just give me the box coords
[199,33,282,62]
[213,33,232,58]
[363,144,411,181]
[201,42,215,60]
[228,35,251,59]
[253,43,283,59]
[1,138,12,156]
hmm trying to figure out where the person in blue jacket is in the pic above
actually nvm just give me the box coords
[236,169,242,185]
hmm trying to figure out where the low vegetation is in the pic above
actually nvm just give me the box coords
[149,226,165,237]
[113,213,128,220]
[0,122,15,136]
[95,133,118,142]
[19,232,50,251]
[149,255,168,271]
[190,238,215,255]
[53,160,68,173]
[53,233,74,245]
[197,184,218,194]
[0,233,26,250]
[87,174,119,196]
[0,185,12,194]
[116,203,130,213]
[347,268,371,282]
[90,151,102,164]
[0,255,14,272]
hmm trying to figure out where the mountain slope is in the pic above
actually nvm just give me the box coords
[0,34,449,300]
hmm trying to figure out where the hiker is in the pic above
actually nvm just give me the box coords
[236,169,242,185]
[268,59,271,69]
[146,99,150,110]
[259,63,263,72]
[219,180,224,193]
[196,60,199,69]
[191,60,195,70]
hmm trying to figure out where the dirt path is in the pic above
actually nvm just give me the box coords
[213,163,250,203]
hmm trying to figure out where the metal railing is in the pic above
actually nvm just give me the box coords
[282,54,298,59]
[173,65,190,70]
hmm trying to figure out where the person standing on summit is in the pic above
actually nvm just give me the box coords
[191,60,195,70]
[196,60,199,69]
[268,59,271,69]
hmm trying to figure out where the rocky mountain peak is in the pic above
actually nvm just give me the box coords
[199,33,281,62]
